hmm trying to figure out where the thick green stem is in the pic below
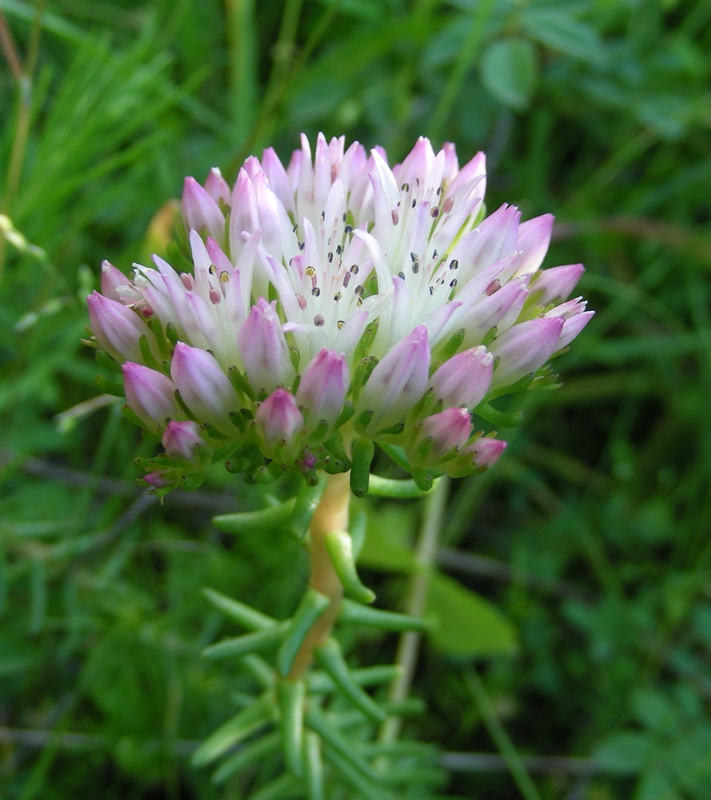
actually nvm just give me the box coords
[288,472,351,680]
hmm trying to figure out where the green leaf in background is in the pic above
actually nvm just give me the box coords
[520,8,603,64]
[631,686,679,733]
[480,37,539,111]
[592,730,656,775]
[425,572,517,658]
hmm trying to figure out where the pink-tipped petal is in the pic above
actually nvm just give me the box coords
[237,298,295,392]
[181,177,226,244]
[359,325,431,432]
[162,420,208,466]
[489,317,564,388]
[170,341,238,433]
[296,349,349,431]
[255,388,304,452]
[429,346,494,409]
[87,291,151,363]
[122,362,181,431]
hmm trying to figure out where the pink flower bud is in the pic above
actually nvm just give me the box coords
[429,346,493,409]
[100,261,130,302]
[531,264,585,304]
[468,436,507,469]
[255,388,304,453]
[359,325,431,432]
[237,299,295,393]
[489,317,564,388]
[545,299,594,349]
[515,213,554,275]
[122,362,181,431]
[170,342,238,433]
[87,291,152,363]
[413,407,472,465]
[203,167,231,205]
[181,177,226,244]
[162,420,208,466]
[296,349,349,431]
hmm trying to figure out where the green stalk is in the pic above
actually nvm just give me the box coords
[378,475,450,748]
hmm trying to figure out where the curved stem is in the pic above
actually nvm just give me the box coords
[288,471,351,680]
[378,475,450,747]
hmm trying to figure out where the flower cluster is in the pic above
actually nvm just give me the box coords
[87,134,592,493]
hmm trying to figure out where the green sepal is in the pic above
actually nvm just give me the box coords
[289,344,301,373]
[354,321,378,362]
[211,731,280,785]
[351,356,378,402]
[314,638,386,723]
[228,365,254,400]
[277,589,330,677]
[303,731,325,800]
[277,679,306,776]
[324,530,375,604]
[191,693,273,767]
[475,402,524,427]
[305,703,378,780]
[373,421,405,437]
[350,436,374,497]
[201,587,276,631]
[212,498,296,535]
[165,322,180,345]
[96,373,125,397]
[435,327,465,362]
[138,333,160,371]
[367,475,435,499]
[486,371,535,400]
[377,442,413,473]
[353,408,374,434]
[322,432,350,466]
[179,472,204,491]
[121,403,145,428]
[333,400,355,428]
[203,621,289,660]
[95,347,123,374]
[411,468,434,492]
[339,599,426,632]
[287,478,327,541]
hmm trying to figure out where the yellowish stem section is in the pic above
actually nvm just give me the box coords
[288,471,350,679]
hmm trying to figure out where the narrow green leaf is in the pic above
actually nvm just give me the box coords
[203,622,289,661]
[277,589,330,677]
[191,694,273,767]
[368,475,442,499]
[287,478,327,540]
[246,772,303,800]
[305,703,377,780]
[303,731,325,800]
[211,731,281,784]
[277,679,306,776]
[325,530,375,604]
[202,587,277,631]
[340,599,425,632]
[350,436,374,497]
[314,639,386,723]
[320,745,388,800]
[212,499,296,534]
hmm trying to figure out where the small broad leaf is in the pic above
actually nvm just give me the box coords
[480,38,539,111]
[592,730,656,775]
[426,572,517,657]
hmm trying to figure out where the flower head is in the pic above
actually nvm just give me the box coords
[87,133,592,493]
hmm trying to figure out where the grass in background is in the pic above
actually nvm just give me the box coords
[1,1,710,798]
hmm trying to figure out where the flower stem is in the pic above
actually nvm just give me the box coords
[287,471,351,680]
[378,475,450,747]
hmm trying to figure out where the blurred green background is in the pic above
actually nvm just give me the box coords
[1,1,710,798]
